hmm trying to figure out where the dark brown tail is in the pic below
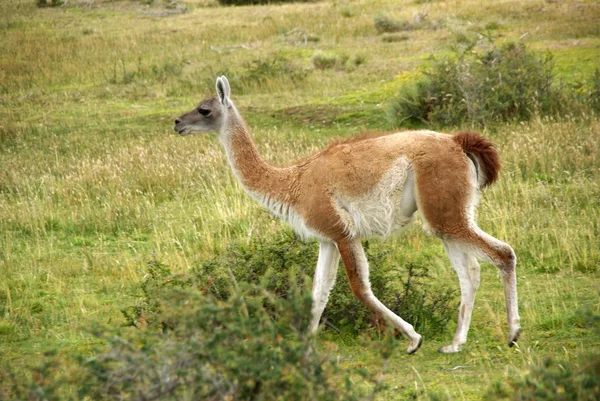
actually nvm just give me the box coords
[452,132,501,188]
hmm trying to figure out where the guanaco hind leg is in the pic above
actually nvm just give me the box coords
[471,228,522,347]
[438,228,521,353]
[439,241,481,353]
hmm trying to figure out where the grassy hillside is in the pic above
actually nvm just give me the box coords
[1,0,599,399]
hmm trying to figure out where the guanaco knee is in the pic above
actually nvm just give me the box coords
[495,245,516,273]
[347,279,372,303]
[468,232,516,273]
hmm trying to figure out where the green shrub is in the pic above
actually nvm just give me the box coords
[244,56,308,85]
[106,53,307,94]
[374,15,413,34]
[218,0,316,5]
[571,68,600,114]
[485,354,600,401]
[36,0,63,7]
[374,12,436,34]
[3,279,394,400]
[341,6,354,18]
[312,52,349,70]
[485,21,502,31]
[486,307,600,401]
[125,230,458,338]
[381,33,410,43]
[209,54,309,94]
[387,40,568,127]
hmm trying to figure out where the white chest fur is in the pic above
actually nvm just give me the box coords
[249,190,317,240]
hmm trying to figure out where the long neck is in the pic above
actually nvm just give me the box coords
[219,106,296,203]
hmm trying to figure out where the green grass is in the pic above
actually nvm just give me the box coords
[1,0,599,399]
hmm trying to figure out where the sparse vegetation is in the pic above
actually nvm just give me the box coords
[312,52,365,72]
[487,354,600,401]
[374,15,414,34]
[572,68,600,114]
[230,53,310,93]
[36,0,63,7]
[312,51,347,70]
[218,0,316,5]
[486,307,600,400]
[381,32,410,42]
[1,0,599,400]
[340,6,354,18]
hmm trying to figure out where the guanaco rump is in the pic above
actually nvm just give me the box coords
[173,76,521,354]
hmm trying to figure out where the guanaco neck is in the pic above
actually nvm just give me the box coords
[218,105,298,204]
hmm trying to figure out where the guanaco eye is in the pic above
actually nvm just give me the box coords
[198,108,212,117]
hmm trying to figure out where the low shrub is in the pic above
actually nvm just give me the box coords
[381,33,410,43]
[218,0,316,5]
[374,12,436,35]
[571,68,600,114]
[1,232,457,398]
[340,6,354,18]
[374,15,413,34]
[124,230,458,338]
[486,307,600,401]
[387,39,572,127]
[209,53,309,94]
[3,279,394,400]
[485,354,600,401]
[36,0,63,7]
[244,56,308,85]
[312,52,349,70]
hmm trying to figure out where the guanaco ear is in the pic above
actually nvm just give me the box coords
[216,76,231,106]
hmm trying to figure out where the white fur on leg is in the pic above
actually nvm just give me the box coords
[439,242,480,353]
[309,241,340,333]
[501,262,522,346]
[470,228,522,347]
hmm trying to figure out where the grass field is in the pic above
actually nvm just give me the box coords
[1,0,599,399]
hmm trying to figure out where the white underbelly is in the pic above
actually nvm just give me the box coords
[334,157,416,238]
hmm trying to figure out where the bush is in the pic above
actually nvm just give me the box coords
[374,12,436,34]
[124,230,458,338]
[312,52,349,70]
[485,354,600,401]
[218,0,316,5]
[374,15,413,34]
[36,0,63,7]
[2,278,394,400]
[387,39,568,127]
[311,52,364,72]
[571,68,600,114]
[381,33,410,43]
[208,53,309,94]
[486,307,600,401]
[244,56,309,86]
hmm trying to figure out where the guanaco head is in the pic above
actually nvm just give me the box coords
[173,76,231,136]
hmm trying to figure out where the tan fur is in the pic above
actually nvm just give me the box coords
[225,127,476,242]
[287,131,473,241]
